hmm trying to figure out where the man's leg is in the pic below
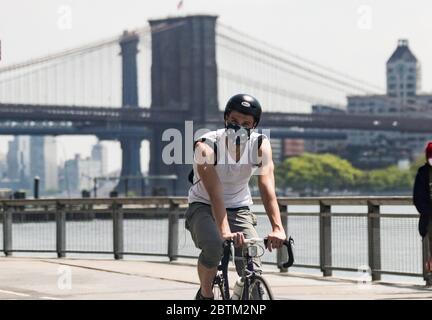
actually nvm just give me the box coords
[228,208,263,299]
[197,263,218,298]
[185,202,224,298]
[227,208,262,277]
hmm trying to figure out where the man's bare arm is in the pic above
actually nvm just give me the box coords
[195,142,244,244]
[257,138,286,251]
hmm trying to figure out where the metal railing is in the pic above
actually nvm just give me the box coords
[0,196,429,284]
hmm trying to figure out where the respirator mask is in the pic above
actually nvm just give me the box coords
[225,122,252,146]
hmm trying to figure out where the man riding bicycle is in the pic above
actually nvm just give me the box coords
[184,93,287,300]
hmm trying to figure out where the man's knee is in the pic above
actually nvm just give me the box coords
[198,240,224,268]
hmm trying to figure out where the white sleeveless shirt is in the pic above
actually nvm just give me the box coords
[188,129,266,208]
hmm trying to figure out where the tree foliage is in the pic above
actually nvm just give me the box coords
[275,153,419,194]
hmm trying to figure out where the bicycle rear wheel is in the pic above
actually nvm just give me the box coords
[244,275,274,300]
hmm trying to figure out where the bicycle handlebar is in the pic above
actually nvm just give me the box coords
[223,236,295,269]
[243,238,264,244]
[264,236,295,269]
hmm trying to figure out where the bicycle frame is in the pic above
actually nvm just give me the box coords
[240,245,259,300]
[217,240,232,299]
[213,237,294,300]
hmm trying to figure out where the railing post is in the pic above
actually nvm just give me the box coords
[112,202,124,260]
[367,202,381,281]
[56,202,66,258]
[422,233,432,286]
[319,201,332,277]
[168,201,179,262]
[3,205,13,256]
[277,203,289,273]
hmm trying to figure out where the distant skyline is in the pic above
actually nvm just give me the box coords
[1,0,431,173]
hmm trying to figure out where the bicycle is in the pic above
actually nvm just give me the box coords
[212,236,295,300]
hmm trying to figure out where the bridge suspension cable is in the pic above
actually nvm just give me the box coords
[217,23,383,94]
[0,21,187,108]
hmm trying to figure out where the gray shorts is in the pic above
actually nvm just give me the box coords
[185,201,262,276]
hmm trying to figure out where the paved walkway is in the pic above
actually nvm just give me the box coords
[0,256,431,300]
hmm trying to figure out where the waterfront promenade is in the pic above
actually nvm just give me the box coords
[0,256,431,300]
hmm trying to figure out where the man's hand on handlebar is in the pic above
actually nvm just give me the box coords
[265,229,286,252]
[221,231,245,248]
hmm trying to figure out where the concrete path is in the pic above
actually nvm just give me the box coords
[0,257,431,300]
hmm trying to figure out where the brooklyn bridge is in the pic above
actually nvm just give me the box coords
[1,15,429,195]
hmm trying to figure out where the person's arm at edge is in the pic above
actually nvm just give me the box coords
[413,166,432,237]
[413,166,432,214]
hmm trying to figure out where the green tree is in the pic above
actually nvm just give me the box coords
[365,166,413,192]
[127,190,137,197]
[275,152,417,194]
[410,154,426,178]
[276,153,363,193]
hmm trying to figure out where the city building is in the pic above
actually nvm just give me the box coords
[64,154,102,195]
[0,152,6,179]
[270,138,283,164]
[305,104,347,154]
[346,39,432,168]
[284,139,305,157]
[91,142,108,176]
[5,136,58,194]
[29,136,58,193]
[386,39,421,102]
[302,40,431,168]
[6,136,30,187]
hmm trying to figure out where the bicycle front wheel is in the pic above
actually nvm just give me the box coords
[244,275,274,300]
[213,277,228,300]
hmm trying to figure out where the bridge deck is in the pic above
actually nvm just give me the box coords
[0,256,431,300]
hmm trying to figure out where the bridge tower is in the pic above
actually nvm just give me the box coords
[115,30,143,195]
[148,15,219,195]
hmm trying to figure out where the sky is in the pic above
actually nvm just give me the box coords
[1,0,432,173]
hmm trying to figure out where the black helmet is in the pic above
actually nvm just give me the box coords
[224,94,262,127]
